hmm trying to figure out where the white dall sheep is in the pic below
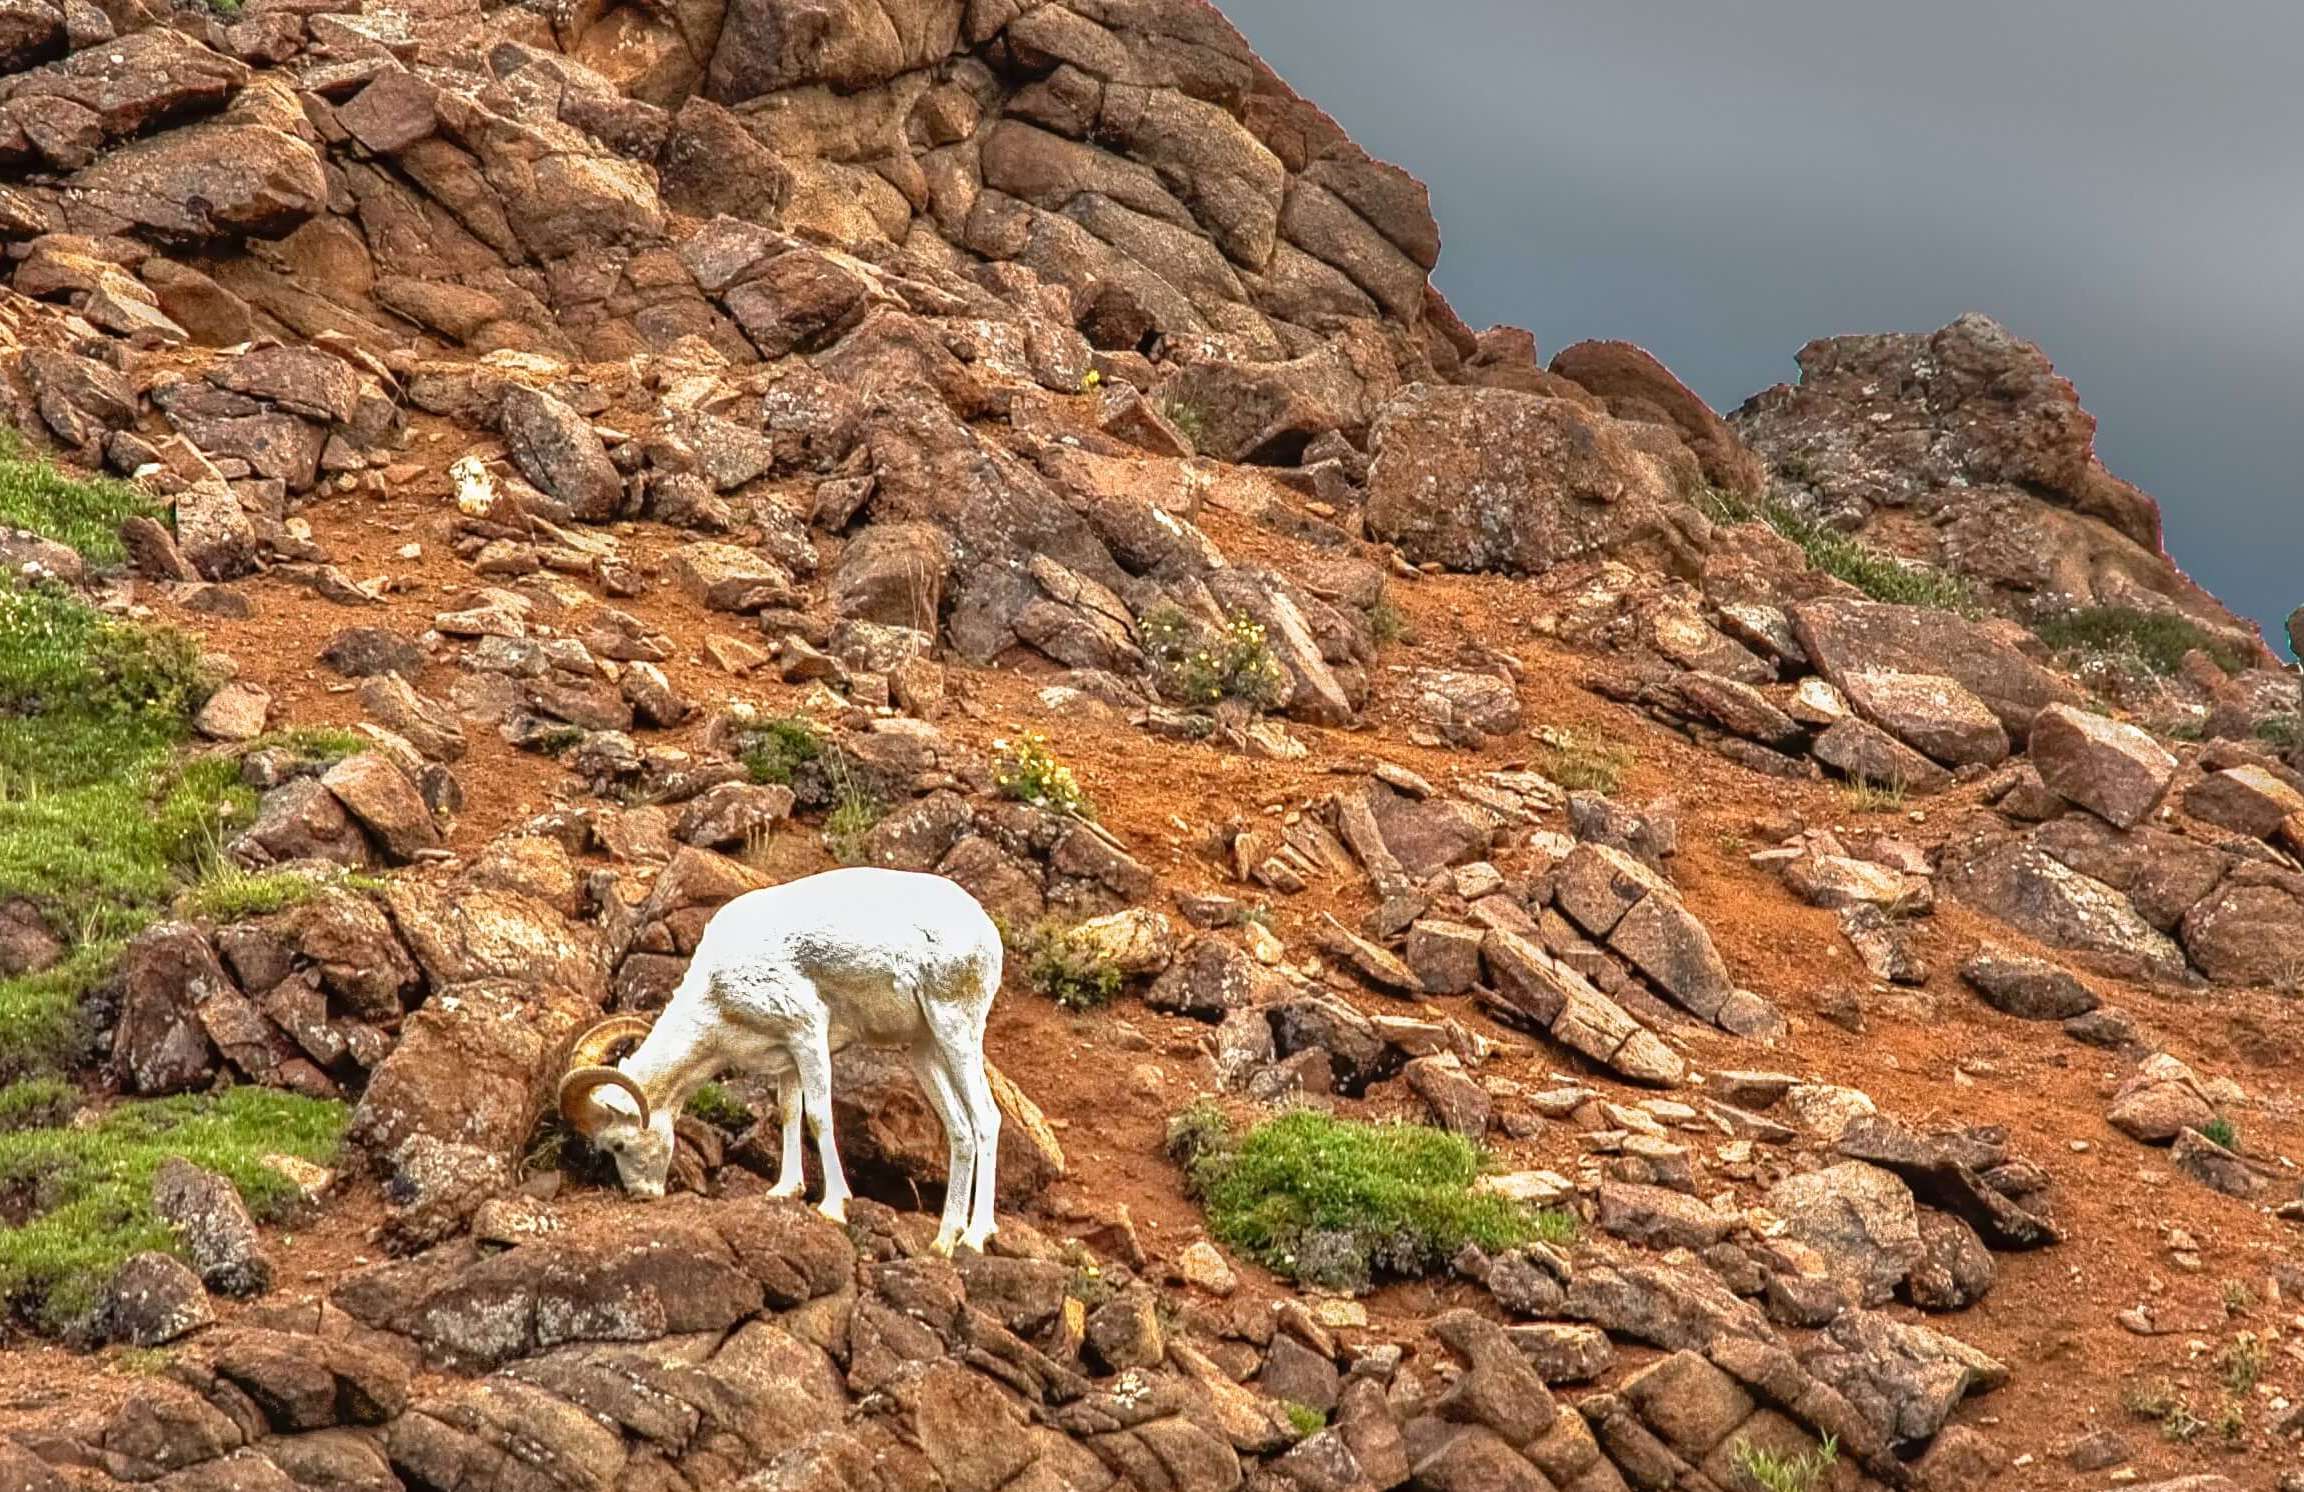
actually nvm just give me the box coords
[557,866,1006,1253]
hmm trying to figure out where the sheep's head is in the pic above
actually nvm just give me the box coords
[558,1016,673,1197]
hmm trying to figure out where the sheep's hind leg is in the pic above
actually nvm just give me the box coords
[765,1080,804,1199]
[954,1048,1003,1252]
[910,1048,976,1256]
[791,1031,849,1223]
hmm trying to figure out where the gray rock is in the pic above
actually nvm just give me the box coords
[1904,1209,1994,1312]
[1841,669,2009,767]
[97,1251,214,1345]
[500,384,622,521]
[2171,1127,2262,1197]
[1595,1182,1734,1251]
[152,1159,272,1297]
[1802,1308,2008,1448]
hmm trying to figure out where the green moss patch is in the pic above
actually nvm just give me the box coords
[0,1088,347,1330]
[0,427,157,570]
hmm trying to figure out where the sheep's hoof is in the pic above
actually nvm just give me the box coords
[958,1228,994,1253]
[765,1180,803,1200]
[816,1197,849,1224]
[928,1232,958,1258]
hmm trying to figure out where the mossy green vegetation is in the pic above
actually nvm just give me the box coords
[994,732,1095,819]
[177,863,385,924]
[0,1087,347,1330]
[0,426,157,570]
[0,581,210,793]
[1176,1108,1566,1293]
[0,582,238,1085]
[2033,606,2254,676]
[0,754,254,943]
[0,945,119,1087]
[686,1082,755,1131]
[1016,921,1125,1011]
[1702,489,1978,614]
[1535,730,1633,795]
[739,716,825,787]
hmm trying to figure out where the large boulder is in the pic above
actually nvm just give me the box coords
[1366,384,1694,576]
[1839,670,2009,767]
[2179,863,2304,986]
[1790,598,2082,735]
[500,385,623,522]
[2182,766,2304,841]
[1154,327,1396,463]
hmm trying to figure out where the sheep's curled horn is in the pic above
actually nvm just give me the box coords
[557,1015,655,1134]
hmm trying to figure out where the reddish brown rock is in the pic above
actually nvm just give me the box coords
[1840,669,2009,767]
[1550,339,1767,497]
[1790,598,2083,736]
[2028,704,2178,828]
[2183,765,2304,841]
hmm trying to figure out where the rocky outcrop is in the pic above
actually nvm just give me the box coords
[16,1185,1988,1492]
[1733,314,2266,655]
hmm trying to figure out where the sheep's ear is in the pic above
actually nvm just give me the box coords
[559,1067,651,1133]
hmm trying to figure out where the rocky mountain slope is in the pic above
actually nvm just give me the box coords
[4,1,2304,1490]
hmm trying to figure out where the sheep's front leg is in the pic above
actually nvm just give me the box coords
[765,1081,805,1199]
[792,1033,849,1223]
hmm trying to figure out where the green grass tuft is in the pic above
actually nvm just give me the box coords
[2034,606,2255,677]
[685,1083,754,1131]
[2254,715,2302,751]
[177,863,384,924]
[0,1089,347,1330]
[2202,1115,2239,1152]
[1536,731,1633,795]
[1017,921,1126,1011]
[0,755,256,944]
[0,582,211,795]
[1185,1110,1544,1293]
[1157,398,1209,451]
[1282,1402,1327,1439]
[0,427,158,569]
[1729,1434,1839,1492]
[1839,779,1909,815]
[0,1078,75,1133]
[247,726,369,763]
[1529,1206,1580,1247]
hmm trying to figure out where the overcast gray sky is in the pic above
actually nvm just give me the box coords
[1221,0,2304,655]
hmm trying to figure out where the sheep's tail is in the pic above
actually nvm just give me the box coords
[984,1061,1065,1180]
